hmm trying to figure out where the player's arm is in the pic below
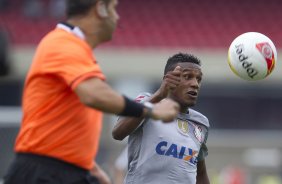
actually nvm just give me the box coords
[112,66,182,140]
[75,77,131,114]
[90,162,111,184]
[196,159,210,184]
[112,94,164,141]
[75,77,179,121]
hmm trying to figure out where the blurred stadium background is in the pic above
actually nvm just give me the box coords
[1,0,282,183]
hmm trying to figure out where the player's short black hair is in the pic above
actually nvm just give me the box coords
[164,53,201,75]
[66,0,111,18]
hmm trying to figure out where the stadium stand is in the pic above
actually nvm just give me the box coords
[0,0,282,48]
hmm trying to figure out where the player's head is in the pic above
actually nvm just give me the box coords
[164,53,201,75]
[66,0,119,46]
[165,53,203,108]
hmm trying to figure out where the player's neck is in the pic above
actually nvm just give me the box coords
[167,95,188,114]
[66,18,100,48]
[180,106,189,114]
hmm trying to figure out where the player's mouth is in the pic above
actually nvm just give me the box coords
[187,91,198,99]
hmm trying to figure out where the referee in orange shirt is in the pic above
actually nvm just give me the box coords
[3,0,180,184]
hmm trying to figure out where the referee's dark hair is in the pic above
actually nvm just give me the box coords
[66,0,111,18]
[164,53,201,75]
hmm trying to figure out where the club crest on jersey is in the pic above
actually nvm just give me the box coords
[177,119,189,136]
[193,125,203,143]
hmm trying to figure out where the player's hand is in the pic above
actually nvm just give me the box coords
[90,164,112,184]
[151,98,180,122]
[155,66,182,99]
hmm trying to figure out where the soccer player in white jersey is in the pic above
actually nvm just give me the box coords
[112,53,210,184]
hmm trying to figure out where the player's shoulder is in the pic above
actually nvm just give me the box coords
[188,108,210,128]
[41,28,87,53]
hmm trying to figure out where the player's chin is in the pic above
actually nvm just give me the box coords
[186,98,197,107]
[102,34,113,42]
[101,29,114,42]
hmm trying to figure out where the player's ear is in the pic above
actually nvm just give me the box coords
[96,1,108,18]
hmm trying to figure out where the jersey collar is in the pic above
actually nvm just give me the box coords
[177,109,190,119]
[56,23,85,40]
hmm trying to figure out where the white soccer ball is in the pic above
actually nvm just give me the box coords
[228,32,277,81]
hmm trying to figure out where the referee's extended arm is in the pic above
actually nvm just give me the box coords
[75,77,179,121]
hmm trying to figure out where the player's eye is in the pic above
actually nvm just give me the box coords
[197,77,202,83]
[183,74,190,80]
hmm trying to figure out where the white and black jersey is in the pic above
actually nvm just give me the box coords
[124,92,210,184]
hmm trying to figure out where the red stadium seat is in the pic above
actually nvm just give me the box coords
[0,0,281,48]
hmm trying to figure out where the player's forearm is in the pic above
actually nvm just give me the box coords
[75,78,125,114]
[196,160,210,184]
[84,89,124,114]
[75,78,148,116]
[112,94,164,140]
[196,175,210,184]
[112,116,144,140]
[196,169,210,184]
[149,90,166,103]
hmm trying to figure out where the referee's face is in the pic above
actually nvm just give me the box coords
[101,0,119,42]
[171,63,202,109]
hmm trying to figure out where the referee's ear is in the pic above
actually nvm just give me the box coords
[96,1,109,18]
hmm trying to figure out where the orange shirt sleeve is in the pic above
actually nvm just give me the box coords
[38,36,105,90]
